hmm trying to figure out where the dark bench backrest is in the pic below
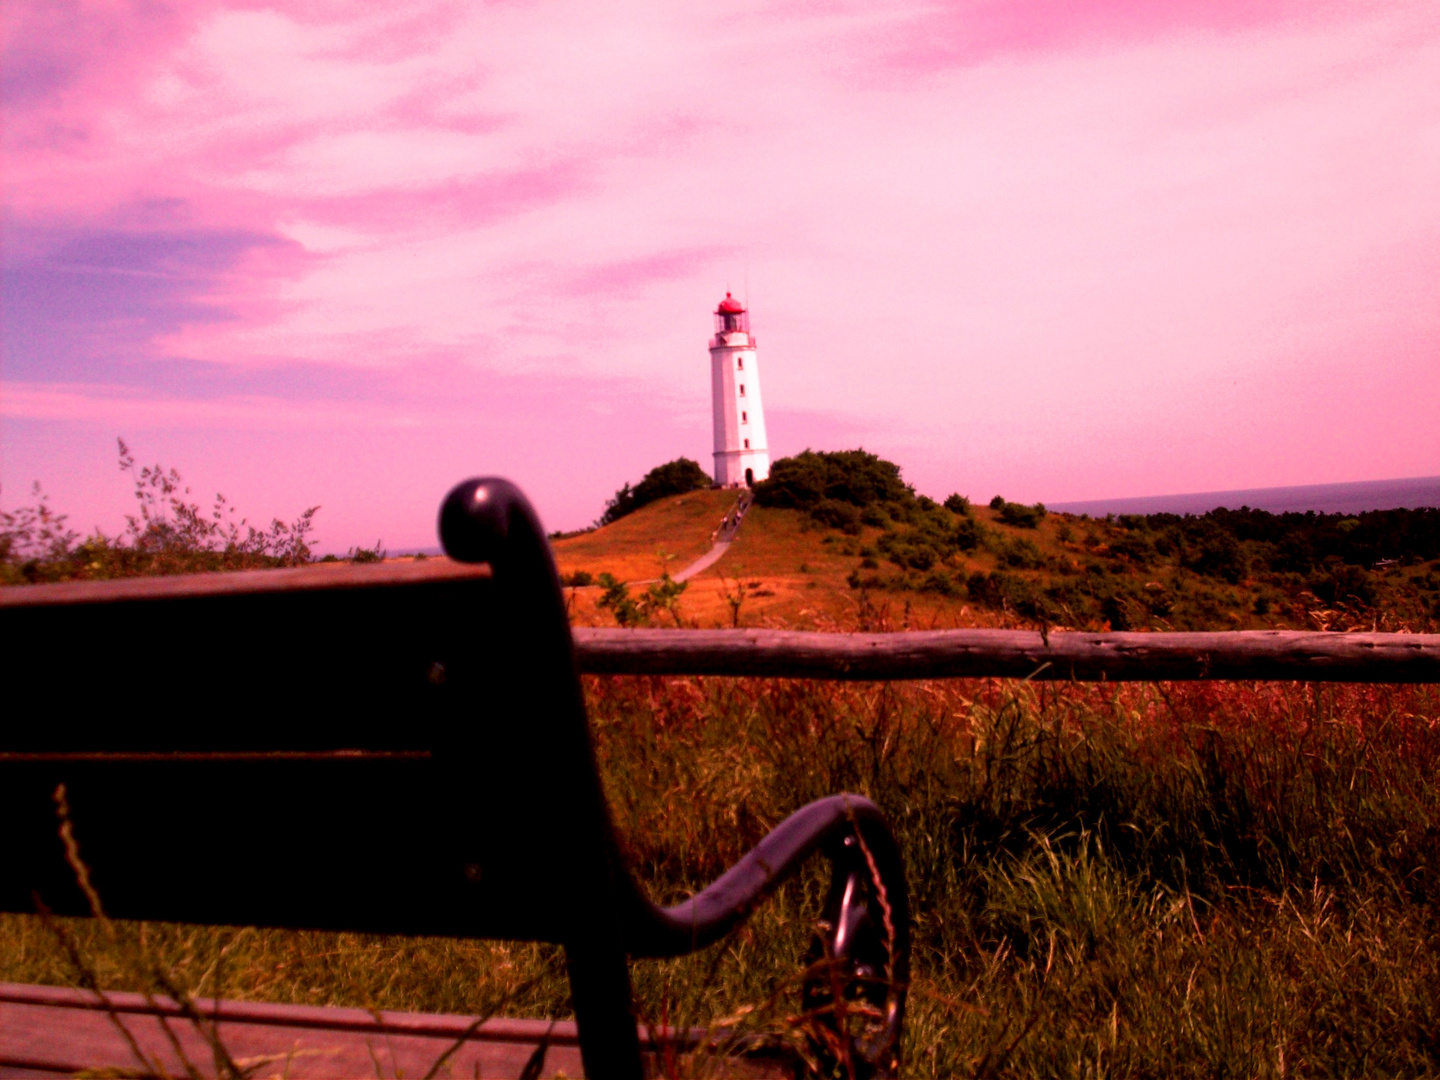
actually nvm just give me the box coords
[1,479,624,943]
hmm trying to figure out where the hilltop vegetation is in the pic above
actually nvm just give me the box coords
[597,457,711,526]
[748,450,1440,632]
[563,449,1440,632]
[754,448,913,529]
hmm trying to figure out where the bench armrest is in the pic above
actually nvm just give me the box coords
[624,793,906,958]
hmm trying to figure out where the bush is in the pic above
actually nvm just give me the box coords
[809,498,862,535]
[996,500,1047,529]
[919,569,958,595]
[952,516,982,552]
[1310,562,1376,608]
[944,493,971,515]
[998,536,1046,570]
[1109,531,1156,565]
[599,458,711,526]
[348,542,385,563]
[595,572,641,626]
[1187,532,1246,583]
[755,449,911,512]
[1271,533,1315,574]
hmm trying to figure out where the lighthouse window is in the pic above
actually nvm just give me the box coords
[739,384,745,396]
[741,411,747,423]
[744,438,750,448]
[737,357,744,369]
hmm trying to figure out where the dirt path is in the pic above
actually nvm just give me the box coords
[672,492,752,582]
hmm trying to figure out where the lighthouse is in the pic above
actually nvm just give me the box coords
[710,292,770,487]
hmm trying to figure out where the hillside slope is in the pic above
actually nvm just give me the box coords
[551,488,737,584]
[561,496,1440,632]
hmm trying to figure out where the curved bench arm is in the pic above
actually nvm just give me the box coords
[623,793,908,960]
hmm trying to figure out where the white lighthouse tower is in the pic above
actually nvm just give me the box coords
[710,292,770,487]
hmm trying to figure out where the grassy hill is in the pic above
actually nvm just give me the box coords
[558,490,1440,633]
[551,488,737,584]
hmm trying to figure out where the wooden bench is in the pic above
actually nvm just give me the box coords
[0,478,910,1079]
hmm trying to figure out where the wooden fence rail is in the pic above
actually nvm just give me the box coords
[4,568,1437,683]
[573,628,1440,683]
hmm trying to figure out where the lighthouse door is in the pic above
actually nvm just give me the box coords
[745,468,754,488]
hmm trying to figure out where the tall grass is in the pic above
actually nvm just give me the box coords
[6,677,1438,1076]
[1,440,317,583]
[592,676,1440,1076]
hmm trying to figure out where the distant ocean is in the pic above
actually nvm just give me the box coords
[1049,476,1440,518]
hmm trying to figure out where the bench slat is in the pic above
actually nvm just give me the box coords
[0,559,489,608]
[0,982,782,1079]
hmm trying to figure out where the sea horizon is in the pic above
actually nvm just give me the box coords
[1049,475,1440,518]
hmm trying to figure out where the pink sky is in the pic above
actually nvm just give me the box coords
[3,0,1438,550]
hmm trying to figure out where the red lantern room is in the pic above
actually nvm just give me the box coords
[714,292,750,335]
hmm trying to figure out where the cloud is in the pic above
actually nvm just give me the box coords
[0,0,198,111]
[1,219,301,377]
[3,0,1438,543]
[864,0,1335,76]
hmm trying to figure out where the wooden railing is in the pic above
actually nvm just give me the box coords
[573,628,1440,683]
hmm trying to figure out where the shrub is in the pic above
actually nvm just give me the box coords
[640,573,688,626]
[348,542,385,563]
[952,516,982,552]
[1187,532,1246,583]
[919,569,958,595]
[754,449,911,513]
[1310,562,1376,608]
[996,500,1047,529]
[998,536,1046,570]
[1108,531,1156,565]
[944,493,971,515]
[809,498,862,535]
[595,572,641,626]
[1271,533,1315,574]
[598,458,711,526]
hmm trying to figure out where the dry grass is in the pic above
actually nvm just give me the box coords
[560,497,1440,633]
[553,489,737,585]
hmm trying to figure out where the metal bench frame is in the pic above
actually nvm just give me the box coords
[1,478,910,1078]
